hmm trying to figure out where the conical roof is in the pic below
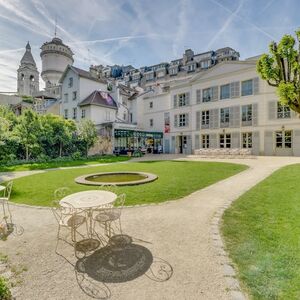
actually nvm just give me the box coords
[20,42,36,66]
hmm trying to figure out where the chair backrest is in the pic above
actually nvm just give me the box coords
[4,181,13,200]
[51,200,77,225]
[54,187,72,200]
[98,184,117,194]
[114,194,126,208]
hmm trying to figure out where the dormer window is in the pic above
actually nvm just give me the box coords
[187,64,196,72]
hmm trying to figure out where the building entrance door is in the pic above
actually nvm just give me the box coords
[177,135,187,154]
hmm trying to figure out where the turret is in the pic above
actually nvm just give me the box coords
[40,37,74,88]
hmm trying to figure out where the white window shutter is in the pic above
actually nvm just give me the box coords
[253,77,259,94]
[173,95,178,108]
[196,89,201,103]
[186,92,190,105]
[185,113,189,126]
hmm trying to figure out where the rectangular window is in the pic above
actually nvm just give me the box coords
[201,110,209,125]
[150,119,153,127]
[178,93,187,107]
[64,109,68,119]
[81,109,86,119]
[64,93,68,103]
[187,64,196,72]
[220,108,230,124]
[277,102,291,119]
[169,68,178,75]
[73,107,77,119]
[220,84,230,100]
[219,133,231,148]
[179,114,187,127]
[242,104,252,122]
[202,134,209,148]
[241,79,253,96]
[242,132,252,148]
[275,130,292,148]
[72,91,77,100]
[68,77,73,88]
[149,101,153,108]
[202,88,212,102]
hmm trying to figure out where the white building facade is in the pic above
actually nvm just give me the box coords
[140,59,300,156]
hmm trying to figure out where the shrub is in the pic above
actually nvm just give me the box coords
[0,277,12,300]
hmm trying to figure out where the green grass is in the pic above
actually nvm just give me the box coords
[8,161,246,206]
[0,155,130,172]
[222,164,300,300]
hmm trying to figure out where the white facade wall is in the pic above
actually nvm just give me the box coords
[79,78,107,100]
[138,61,300,156]
[60,68,108,122]
[89,105,117,124]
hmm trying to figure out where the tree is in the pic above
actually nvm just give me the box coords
[77,120,98,157]
[257,29,300,114]
[13,109,42,160]
[40,114,76,157]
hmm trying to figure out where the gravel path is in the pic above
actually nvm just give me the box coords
[1,156,300,300]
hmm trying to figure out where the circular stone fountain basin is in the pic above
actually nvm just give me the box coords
[75,171,158,186]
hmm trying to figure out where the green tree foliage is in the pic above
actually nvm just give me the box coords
[0,106,98,163]
[13,109,42,160]
[77,119,98,156]
[257,29,300,113]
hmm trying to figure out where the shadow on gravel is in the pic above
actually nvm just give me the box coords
[57,234,173,299]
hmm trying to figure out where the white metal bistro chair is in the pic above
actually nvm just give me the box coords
[52,188,87,253]
[0,181,13,226]
[93,193,126,239]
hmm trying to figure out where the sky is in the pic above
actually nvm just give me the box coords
[0,0,299,92]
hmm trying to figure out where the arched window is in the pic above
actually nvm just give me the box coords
[21,74,24,80]
[30,75,35,81]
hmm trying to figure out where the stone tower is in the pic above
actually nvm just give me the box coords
[17,42,39,96]
[40,37,74,89]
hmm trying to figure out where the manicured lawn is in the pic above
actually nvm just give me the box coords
[8,161,246,206]
[222,164,300,300]
[0,155,130,172]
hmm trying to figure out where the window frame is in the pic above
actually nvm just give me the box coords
[201,110,210,126]
[219,133,231,148]
[178,93,187,107]
[220,107,230,124]
[68,77,73,88]
[241,79,253,96]
[220,84,230,100]
[275,130,292,148]
[277,102,291,119]
[242,132,252,148]
[73,107,77,120]
[202,88,212,102]
[72,91,77,101]
[202,134,210,148]
[241,104,252,122]
[178,113,187,127]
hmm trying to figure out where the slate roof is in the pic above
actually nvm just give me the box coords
[79,90,118,109]
[59,65,107,84]
[20,42,36,66]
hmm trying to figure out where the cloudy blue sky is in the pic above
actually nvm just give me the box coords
[0,0,299,92]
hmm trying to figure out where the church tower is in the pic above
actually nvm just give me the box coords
[17,42,39,96]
